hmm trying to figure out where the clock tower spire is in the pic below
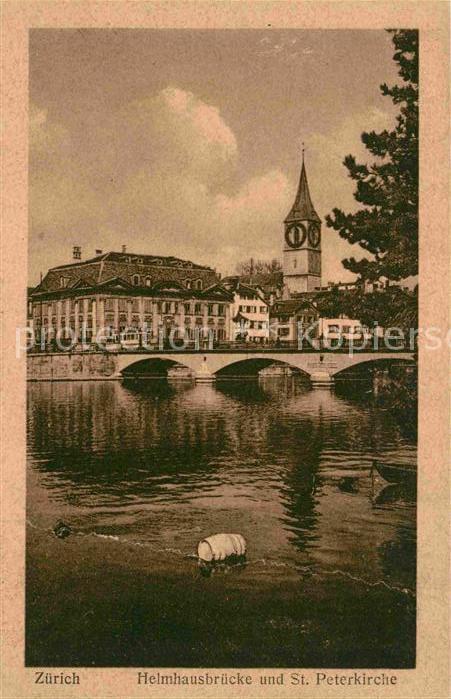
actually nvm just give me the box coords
[283,149,321,294]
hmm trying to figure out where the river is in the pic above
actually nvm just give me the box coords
[26,377,416,668]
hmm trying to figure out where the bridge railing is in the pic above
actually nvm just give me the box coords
[27,338,412,355]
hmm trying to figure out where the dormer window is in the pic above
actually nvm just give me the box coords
[185,279,192,289]
[132,274,140,286]
[196,279,203,290]
[145,276,152,287]
[137,258,143,264]
[60,276,68,288]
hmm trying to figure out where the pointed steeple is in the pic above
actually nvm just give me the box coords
[285,154,320,224]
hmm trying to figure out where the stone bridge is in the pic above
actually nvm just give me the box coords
[116,349,414,387]
[27,349,414,386]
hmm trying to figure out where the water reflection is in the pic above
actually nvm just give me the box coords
[27,378,416,588]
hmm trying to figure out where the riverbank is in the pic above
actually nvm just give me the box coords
[26,523,415,668]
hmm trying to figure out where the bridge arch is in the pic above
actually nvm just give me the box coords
[120,356,196,379]
[214,357,310,378]
[331,354,415,378]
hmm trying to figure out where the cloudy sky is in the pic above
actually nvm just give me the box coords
[29,29,399,285]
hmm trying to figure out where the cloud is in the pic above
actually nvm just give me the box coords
[29,88,287,278]
[29,89,396,285]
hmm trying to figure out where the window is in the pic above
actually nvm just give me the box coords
[208,304,214,315]
[196,279,202,290]
[194,302,202,314]
[145,277,152,287]
[162,301,174,314]
[60,277,68,288]
[184,303,191,315]
[218,304,225,316]
[185,279,192,289]
[132,275,140,286]
[144,299,153,312]
[105,298,114,311]
[328,325,340,333]
[131,298,139,312]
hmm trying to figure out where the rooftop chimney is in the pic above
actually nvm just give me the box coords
[73,246,81,260]
[121,245,127,254]
[95,249,103,256]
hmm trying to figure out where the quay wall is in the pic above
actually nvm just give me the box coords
[28,352,119,381]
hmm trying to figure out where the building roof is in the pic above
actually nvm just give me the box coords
[32,250,219,296]
[52,250,212,272]
[221,277,267,301]
[285,160,321,224]
[225,271,284,299]
[271,297,319,316]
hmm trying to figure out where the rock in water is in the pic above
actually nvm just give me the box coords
[53,521,72,539]
[197,533,246,562]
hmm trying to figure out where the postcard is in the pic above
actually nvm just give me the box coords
[1,2,449,698]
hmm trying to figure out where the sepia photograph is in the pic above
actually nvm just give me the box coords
[23,25,422,672]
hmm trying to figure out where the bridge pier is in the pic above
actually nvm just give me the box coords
[310,371,334,388]
[195,356,216,384]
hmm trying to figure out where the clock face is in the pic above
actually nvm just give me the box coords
[285,223,307,249]
[308,222,321,248]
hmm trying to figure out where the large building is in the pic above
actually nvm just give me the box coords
[29,249,233,347]
[283,156,322,294]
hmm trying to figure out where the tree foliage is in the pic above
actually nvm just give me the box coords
[326,30,418,281]
[315,285,418,332]
[235,257,282,276]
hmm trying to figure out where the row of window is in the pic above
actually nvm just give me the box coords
[239,304,268,314]
[34,298,226,316]
[327,324,365,334]
[274,314,317,324]
[247,321,268,330]
[33,305,227,327]
[131,274,204,290]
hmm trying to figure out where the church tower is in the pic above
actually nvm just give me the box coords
[283,154,321,294]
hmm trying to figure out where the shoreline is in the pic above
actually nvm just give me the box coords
[26,523,415,668]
